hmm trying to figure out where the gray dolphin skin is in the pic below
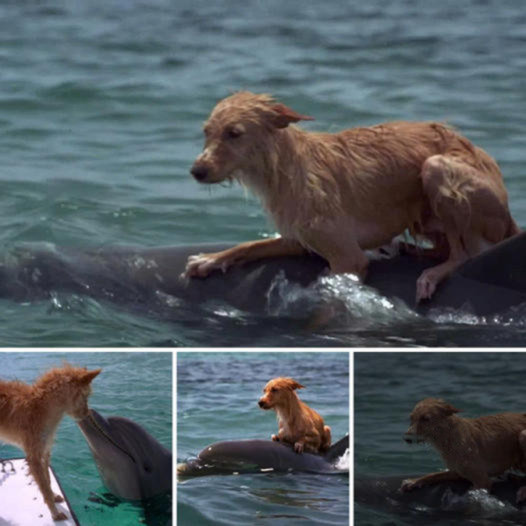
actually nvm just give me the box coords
[77,409,172,500]
[1,232,526,316]
[177,435,349,477]
[355,474,526,512]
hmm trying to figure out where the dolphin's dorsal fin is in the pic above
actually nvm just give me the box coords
[323,435,349,462]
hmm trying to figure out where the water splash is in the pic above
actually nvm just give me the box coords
[441,487,515,518]
[335,448,350,472]
[429,303,526,327]
[266,271,420,328]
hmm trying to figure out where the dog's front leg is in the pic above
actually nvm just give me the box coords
[293,440,305,454]
[183,237,306,278]
[300,228,368,279]
[27,454,67,521]
[400,470,464,492]
[44,451,64,503]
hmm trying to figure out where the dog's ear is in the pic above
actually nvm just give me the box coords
[439,400,461,416]
[81,368,102,384]
[284,378,305,391]
[270,103,314,128]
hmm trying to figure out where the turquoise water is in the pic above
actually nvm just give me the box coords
[0,352,172,525]
[177,352,349,525]
[1,1,526,345]
[355,352,526,525]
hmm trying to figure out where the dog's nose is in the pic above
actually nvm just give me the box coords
[191,164,208,181]
[404,434,414,444]
[258,400,265,408]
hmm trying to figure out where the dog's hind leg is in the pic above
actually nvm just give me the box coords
[416,154,512,302]
[515,430,526,503]
[321,425,332,451]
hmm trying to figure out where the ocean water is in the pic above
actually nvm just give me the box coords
[0,351,172,526]
[177,351,350,525]
[355,352,526,525]
[1,0,526,346]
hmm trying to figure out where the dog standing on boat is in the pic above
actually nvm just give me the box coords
[258,377,331,454]
[0,365,101,521]
[185,91,519,302]
[402,397,526,495]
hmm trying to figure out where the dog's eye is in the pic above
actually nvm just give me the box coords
[270,387,277,393]
[227,126,243,139]
[421,415,430,422]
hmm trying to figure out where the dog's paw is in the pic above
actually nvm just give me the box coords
[54,494,64,503]
[517,486,526,504]
[271,434,279,442]
[400,478,420,492]
[182,253,228,279]
[415,270,438,303]
[52,510,68,521]
[294,442,304,454]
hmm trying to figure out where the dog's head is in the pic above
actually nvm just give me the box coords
[190,91,313,184]
[258,377,304,410]
[404,397,461,444]
[62,367,101,420]
[37,366,101,420]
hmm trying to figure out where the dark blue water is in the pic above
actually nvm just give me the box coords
[0,0,525,345]
[177,351,349,525]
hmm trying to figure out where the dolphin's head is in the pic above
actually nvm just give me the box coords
[77,409,172,500]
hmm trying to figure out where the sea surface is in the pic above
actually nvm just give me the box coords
[1,0,526,346]
[355,352,526,525]
[0,351,172,526]
[177,351,350,525]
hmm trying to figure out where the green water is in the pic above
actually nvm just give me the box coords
[355,352,526,525]
[0,1,525,345]
[0,352,172,525]
[177,352,350,525]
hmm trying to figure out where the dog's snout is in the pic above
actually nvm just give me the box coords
[191,164,209,182]
[258,399,265,408]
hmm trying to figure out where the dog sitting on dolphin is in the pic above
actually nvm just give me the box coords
[186,91,519,302]
[402,397,526,500]
[258,377,331,454]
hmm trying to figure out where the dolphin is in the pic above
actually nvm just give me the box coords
[355,473,526,511]
[177,435,349,477]
[0,233,526,316]
[77,409,172,501]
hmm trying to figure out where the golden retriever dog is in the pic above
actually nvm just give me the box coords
[185,91,519,302]
[402,398,526,495]
[258,377,331,454]
[0,365,101,521]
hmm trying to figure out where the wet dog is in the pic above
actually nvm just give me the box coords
[0,365,101,521]
[402,397,526,494]
[186,91,518,302]
[258,377,331,453]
